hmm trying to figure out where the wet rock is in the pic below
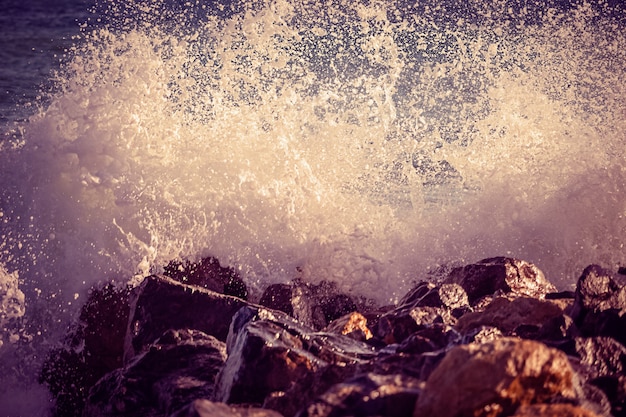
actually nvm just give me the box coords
[560,337,626,417]
[40,283,132,417]
[455,297,571,340]
[83,329,226,417]
[511,404,600,417]
[395,324,460,354]
[125,275,250,362]
[296,373,422,417]
[324,312,373,342]
[359,349,449,383]
[259,284,295,316]
[164,256,248,300]
[413,338,581,417]
[263,364,360,417]
[258,280,358,330]
[170,399,284,417]
[570,265,626,346]
[443,257,556,305]
[374,282,466,345]
[214,306,376,407]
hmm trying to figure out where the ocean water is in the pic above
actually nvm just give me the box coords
[0,0,625,414]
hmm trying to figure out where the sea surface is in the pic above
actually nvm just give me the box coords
[0,0,625,415]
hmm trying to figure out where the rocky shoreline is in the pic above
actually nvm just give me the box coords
[40,257,626,417]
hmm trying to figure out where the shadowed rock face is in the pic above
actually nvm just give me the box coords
[39,257,626,417]
[124,275,250,362]
[83,329,227,417]
[570,265,626,346]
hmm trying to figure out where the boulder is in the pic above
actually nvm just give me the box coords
[570,265,626,346]
[83,329,227,417]
[413,338,582,417]
[374,282,467,345]
[213,306,376,407]
[560,337,626,417]
[296,373,422,417]
[324,312,374,342]
[263,364,360,417]
[124,275,250,362]
[259,280,359,330]
[455,297,571,340]
[170,399,284,417]
[40,283,132,417]
[511,404,600,417]
[164,256,248,300]
[443,257,556,305]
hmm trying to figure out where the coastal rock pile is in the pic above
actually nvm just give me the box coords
[40,257,626,417]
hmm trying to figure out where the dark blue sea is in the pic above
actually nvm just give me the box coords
[0,0,624,415]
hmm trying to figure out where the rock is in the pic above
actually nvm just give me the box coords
[124,275,251,362]
[259,284,295,316]
[455,297,571,340]
[443,257,556,305]
[398,282,469,311]
[511,404,600,417]
[213,306,376,407]
[170,399,284,417]
[83,329,226,417]
[395,324,460,355]
[263,364,360,417]
[164,256,248,300]
[358,350,449,383]
[570,265,626,346]
[40,283,132,417]
[258,280,359,330]
[296,373,422,417]
[374,282,466,345]
[413,338,581,417]
[559,337,626,417]
[324,312,374,342]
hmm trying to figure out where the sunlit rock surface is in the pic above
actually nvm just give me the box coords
[39,257,626,417]
[443,257,557,305]
[412,338,581,417]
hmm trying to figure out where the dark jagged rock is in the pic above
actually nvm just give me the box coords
[570,265,626,346]
[170,399,284,417]
[83,329,226,417]
[374,281,465,345]
[258,280,359,330]
[455,296,571,340]
[395,324,460,354]
[443,257,556,305]
[412,338,590,417]
[41,257,626,417]
[558,337,626,417]
[125,275,250,362]
[360,350,448,383]
[263,364,360,417]
[164,256,248,300]
[296,373,422,417]
[40,283,132,417]
[213,305,376,407]
[259,284,295,316]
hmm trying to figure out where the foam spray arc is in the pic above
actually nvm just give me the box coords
[0,0,625,413]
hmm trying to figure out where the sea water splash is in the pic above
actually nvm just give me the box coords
[0,0,625,411]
